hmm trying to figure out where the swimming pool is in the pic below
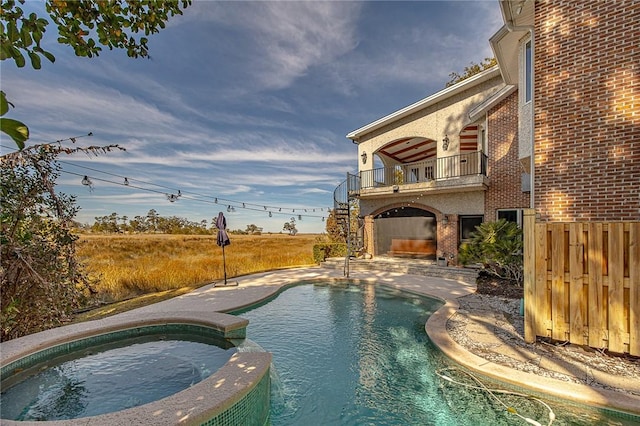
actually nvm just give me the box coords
[0,312,272,426]
[234,282,639,425]
[1,334,236,421]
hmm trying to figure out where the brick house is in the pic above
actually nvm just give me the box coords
[336,67,530,262]
[334,0,638,262]
[491,0,639,221]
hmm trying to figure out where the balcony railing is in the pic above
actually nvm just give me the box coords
[359,151,487,190]
[333,151,488,208]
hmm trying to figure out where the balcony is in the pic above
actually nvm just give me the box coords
[368,151,488,197]
[334,152,488,207]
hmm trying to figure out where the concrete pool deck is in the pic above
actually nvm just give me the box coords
[3,266,639,421]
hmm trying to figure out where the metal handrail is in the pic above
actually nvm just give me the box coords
[358,151,487,190]
[333,172,360,209]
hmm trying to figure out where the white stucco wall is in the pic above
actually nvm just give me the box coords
[356,75,505,173]
[359,191,485,217]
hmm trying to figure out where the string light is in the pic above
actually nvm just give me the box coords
[57,165,330,220]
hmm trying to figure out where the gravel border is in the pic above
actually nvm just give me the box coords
[447,293,640,397]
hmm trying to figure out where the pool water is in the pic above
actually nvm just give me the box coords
[1,334,237,421]
[235,283,639,426]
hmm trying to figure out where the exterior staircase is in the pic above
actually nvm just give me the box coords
[333,202,363,259]
[320,256,479,285]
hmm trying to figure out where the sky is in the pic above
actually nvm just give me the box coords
[1,1,503,233]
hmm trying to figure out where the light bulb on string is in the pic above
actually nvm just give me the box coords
[123,177,129,186]
[81,175,94,191]
[269,211,272,217]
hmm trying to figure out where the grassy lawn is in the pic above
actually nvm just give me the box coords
[74,233,320,321]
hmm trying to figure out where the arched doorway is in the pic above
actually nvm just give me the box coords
[373,207,436,259]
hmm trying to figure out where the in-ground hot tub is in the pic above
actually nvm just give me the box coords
[0,311,271,426]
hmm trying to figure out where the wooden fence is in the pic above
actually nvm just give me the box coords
[523,209,640,356]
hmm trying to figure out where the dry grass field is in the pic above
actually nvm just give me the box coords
[76,233,320,302]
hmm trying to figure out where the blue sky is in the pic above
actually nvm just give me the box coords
[1,1,502,233]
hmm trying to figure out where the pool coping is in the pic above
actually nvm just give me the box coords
[426,299,640,418]
[1,311,271,426]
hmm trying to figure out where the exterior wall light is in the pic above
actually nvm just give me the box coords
[361,151,367,164]
[442,135,450,151]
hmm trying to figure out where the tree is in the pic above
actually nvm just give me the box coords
[283,217,298,236]
[146,208,159,232]
[91,212,119,233]
[1,142,123,340]
[445,57,497,88]
[0,91,28,149]
[0,0,192,148]
[325,209,345,242]
[245,224,263,235]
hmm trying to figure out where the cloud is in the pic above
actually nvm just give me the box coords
[184,2,362,91]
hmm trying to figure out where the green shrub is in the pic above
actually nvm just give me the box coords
[313,243,347,263]
[458,219,523,283]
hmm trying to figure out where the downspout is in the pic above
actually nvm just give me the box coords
[504,19,535,210]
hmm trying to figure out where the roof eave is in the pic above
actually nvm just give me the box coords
[347,66,501,142]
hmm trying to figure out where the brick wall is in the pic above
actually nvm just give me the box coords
[486,91,531,221]
[534,1,640,221]
[437,215,458,263]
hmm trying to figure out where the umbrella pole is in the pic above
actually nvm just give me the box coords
[222,244,228,285]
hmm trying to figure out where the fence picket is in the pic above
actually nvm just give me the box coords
[551,223,566,340]
[523,209,536,343]
[608,223,625,353]
[569,223,585,345]
[535,223,550,337]
[630,223,640,355]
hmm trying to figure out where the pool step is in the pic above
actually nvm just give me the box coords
[321,257,479,285]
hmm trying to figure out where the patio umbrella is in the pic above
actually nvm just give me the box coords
[215,212,236,286]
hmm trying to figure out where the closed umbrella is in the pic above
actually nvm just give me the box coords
[215,212,236,286]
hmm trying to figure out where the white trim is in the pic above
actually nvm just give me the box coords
[522,38,533,105]
[468,84,517,123]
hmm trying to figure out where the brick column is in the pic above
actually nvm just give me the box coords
[437,214,459,265]
[363,215,374,258]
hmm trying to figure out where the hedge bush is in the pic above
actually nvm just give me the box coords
[313,243,347,263]
[458,219,523,283]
